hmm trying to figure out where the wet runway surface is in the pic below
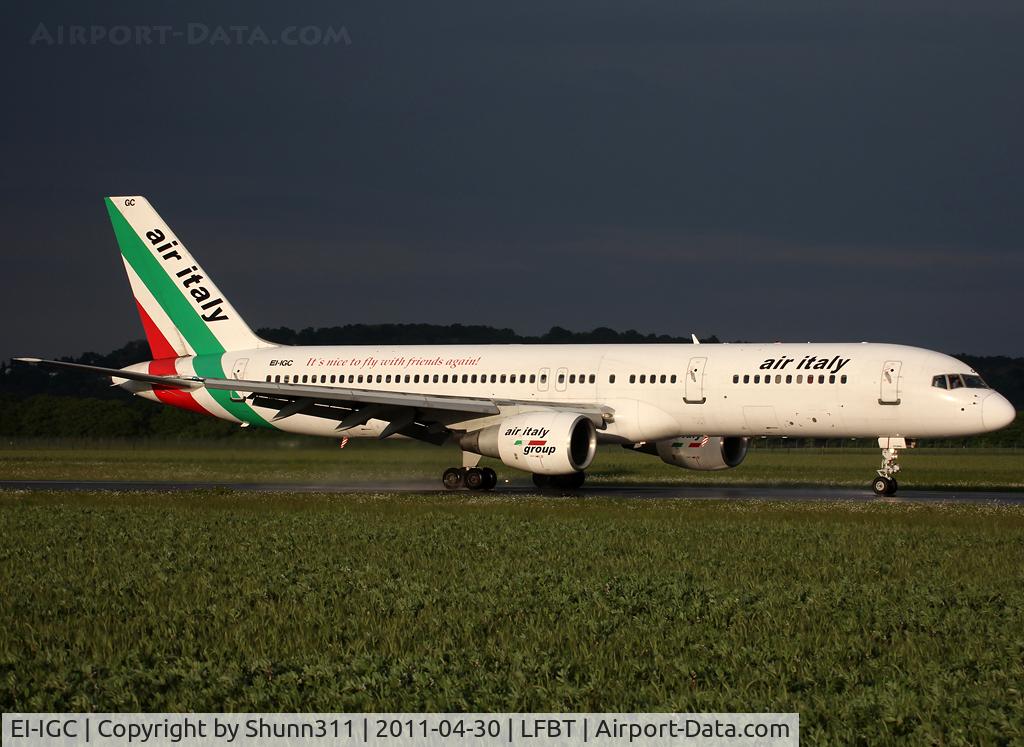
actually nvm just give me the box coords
[1,479,1022,503]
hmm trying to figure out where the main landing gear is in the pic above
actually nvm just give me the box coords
[531,472,586,490]
[872,437,910,496]
[442,466,497,491]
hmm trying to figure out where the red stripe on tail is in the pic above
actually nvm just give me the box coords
[148,358,210,416]
[135,300,179,360]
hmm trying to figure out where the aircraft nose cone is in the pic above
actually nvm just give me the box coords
[982,394,1016,431]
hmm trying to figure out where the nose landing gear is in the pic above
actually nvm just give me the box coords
[872,437,910,496]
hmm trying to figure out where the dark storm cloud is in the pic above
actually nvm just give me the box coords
[1,0,1022,359]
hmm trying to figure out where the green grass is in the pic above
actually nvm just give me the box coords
[1,442,1023,491]
[1,491,1023,744]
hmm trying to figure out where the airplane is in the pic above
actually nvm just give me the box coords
[16,196,1017,496]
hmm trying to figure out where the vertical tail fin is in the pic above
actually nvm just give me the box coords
[106,196,268,357]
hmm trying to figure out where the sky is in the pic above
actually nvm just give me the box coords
[2,0,1023,359]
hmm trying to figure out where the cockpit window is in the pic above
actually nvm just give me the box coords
[932,373,989,390]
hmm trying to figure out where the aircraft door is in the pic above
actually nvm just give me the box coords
[555,367,568,392]
[879,360,902,405]
[684,356,707,404]
[231,358,249,379]
[537,367,550,392]
[230,358,249,402]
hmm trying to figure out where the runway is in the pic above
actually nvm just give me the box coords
[1,479,1022,503]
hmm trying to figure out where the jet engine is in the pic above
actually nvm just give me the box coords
[459,412,597,475]
[633,435,749,471]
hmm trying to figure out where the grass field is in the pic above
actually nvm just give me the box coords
[1,490,1023,744]
[1,441,1023,490]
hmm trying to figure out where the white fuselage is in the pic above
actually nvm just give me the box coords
[133,342,1013,442]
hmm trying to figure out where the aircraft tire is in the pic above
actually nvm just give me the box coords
[872,476,892,496]
[465,467,485,490]
[442,467,464,490]
[560,471,586,490]
[481,467,497,489]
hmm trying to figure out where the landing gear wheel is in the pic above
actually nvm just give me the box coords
[465,468,485,490]
[481,467,497,490]
[558,472,586,490]
[531,474,550,489]
[872,476,896,496]
[874,442,904,496]
[442,467,464,490]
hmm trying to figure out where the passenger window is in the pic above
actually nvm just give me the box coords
[639,374,646,384]
[610,374,616,384]
[385,374,391,383]
[733,374,739,383]
[471,374,478,383]
[443,374,449,383]
[348,375,354,383]
[754,375,760,383]
[357,375,363,384]
[500,374,506,383]
[330,375,336,383]
[539,374,546,384]
[558,373,566,384]
[275,375,281,383]
[829,375,835,384]
[321,375,327,383]
[265,375,271,382]
[818,375,825,384]
[284,375,290,383]
[413,374,420,383]
[589,374,596,384]
[569,374,576,384]
[743,374,749,384]
[670,374,677,384]
[785,375,792,383]
[509,374,516,383]
[629,374,636,384]
[650,374,656,383]
[433,374,440,383]
[765,376,770,384]
[529,374,536,384]
[841,374,847,384]
[660,374,667,384]
[775,375,781,383]
[808,376,813,384]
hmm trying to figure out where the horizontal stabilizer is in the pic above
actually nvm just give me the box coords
[13,357,199,390]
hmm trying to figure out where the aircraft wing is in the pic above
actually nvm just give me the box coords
[14,358,613,444]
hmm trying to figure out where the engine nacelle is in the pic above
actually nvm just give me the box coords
[459,412,598,475]
[652,436,749,471]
